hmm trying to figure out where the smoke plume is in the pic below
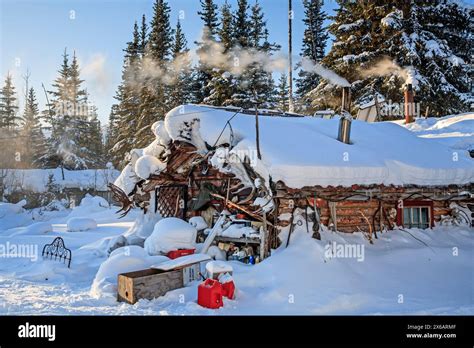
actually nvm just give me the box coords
[300,57,351,87]
[358,57,417,86]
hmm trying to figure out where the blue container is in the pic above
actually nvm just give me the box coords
[249,255,255,265]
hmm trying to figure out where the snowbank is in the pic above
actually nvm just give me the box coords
[67,218,98,232]
[0,200,26,217]
[402,113,474,152]
[144,217,197,255]
[162,105,473,188]
[22,222,53,235]
[90,246,164,299]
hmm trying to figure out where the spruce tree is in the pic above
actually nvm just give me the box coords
[147,0,173,61]
[85,105,105,168]
[168,20,194,108]
[204,1,234,106]
[109,21,143,166]
[139,14,148,57]
[43,49,72,169]
[229,0,278,108]
[219,1,234,51]
[194,0,220,104]
[20,87,47,168]
[198,0,219,38]
[0,74,20,130]
[296,0,328,108]
[276,74,290,112]
[44,49,102,169]
[136,0,173,148]
[233,0,251,48]
[0,74,20,169]
[310,0,471,115]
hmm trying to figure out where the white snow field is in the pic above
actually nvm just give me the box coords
[0,196,472,315]
[401,112,474,152]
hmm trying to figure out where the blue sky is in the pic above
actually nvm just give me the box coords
[1,0,333,124]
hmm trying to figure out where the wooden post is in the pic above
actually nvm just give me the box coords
[260,211,268,259]
[255,102,262,160]
[288,0,294,113]
[379,200,383,233]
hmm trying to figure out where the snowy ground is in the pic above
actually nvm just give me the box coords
[0,199,472,315]
[397,112,474,152]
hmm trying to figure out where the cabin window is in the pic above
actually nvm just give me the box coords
[402,206,430,229]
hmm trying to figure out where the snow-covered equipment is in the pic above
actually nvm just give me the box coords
[206,260,233,279]
[197,278,223,309]
[42,237,72,268]
[144,217,197,255]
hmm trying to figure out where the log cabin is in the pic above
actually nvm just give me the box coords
[109,91,474,259]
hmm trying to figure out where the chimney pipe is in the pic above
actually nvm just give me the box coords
[404,84,414,124]
[338,87,352,144]
[341,86,351,113]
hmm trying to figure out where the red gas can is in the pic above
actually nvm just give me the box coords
[166,248,195,259]
[198,279,223,309]
[221,280,235,299]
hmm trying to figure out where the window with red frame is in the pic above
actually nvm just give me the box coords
[397,201,434,229]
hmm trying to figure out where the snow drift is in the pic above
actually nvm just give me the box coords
[67,218,97,232]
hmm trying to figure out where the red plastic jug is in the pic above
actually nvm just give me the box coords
[221,280,235,300]
[197,279,223,309]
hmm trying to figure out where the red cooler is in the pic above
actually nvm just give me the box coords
[198,279,223,309]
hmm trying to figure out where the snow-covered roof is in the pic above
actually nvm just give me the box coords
[161,105,473,188]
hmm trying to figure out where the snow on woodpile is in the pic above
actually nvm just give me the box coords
[401,113,474,152]
[162,105,473,188]
[114,121,170,194]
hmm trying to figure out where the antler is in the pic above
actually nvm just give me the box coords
[108,183,133,218]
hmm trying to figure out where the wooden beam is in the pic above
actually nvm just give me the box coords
[210,193,274,227]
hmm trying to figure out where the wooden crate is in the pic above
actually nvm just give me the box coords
[117,268,184,304]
